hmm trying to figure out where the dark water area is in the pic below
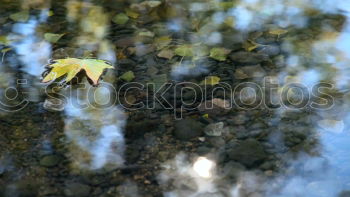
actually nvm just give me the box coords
[1,0,350,196]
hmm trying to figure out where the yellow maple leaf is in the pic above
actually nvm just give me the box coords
[42,58,114,86]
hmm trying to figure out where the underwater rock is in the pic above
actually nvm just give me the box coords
[64,182,91,197]
[221,161,246,178]
[229,51,269,64]
[258,45,280,57]
[43,98,65,112]
[204,122,225,136]
[126,120,158,139]
[197,98,230,116]
[233,65,266,79]
[339,191,350,197]
[174,119,204,141]
[227,139,267,167]
[39,155,61,167]
[229,113,248,125]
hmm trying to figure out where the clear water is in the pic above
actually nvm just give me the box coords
[1,0,350,197]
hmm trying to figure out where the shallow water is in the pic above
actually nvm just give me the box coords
[1,0,350,196]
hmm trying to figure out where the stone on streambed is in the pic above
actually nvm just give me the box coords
[39,155,61,167]
[64,182,91,197]
[221,161,246,178]
[258,45,280,57]
[229,51,269,64]
[197,98,231,116]
[174,119,204,141]
[204,122,226,136]
[233,64,266,79]
[339,191,350,197]
[227,139,267,167]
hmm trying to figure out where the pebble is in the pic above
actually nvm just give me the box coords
[233,64,266,79]
[258,45,280,56]
[229,51,269,64]
[43,98,65,112]
[230,113,248,125]
[227,138,267,167]
[173,119,204,141]
[64,182,91,197]
[207,137,225,148]
[221,161,246,178]
[204,122,225,136]
[39,155,61,167]
[339,191,350,197]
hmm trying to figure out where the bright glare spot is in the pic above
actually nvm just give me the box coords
[193,157,215,178]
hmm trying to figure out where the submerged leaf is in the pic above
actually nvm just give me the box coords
[224,16,235,28]
[112,13,129,25]
[154,36,172,50]
[157,49,174,59]
[242,40,260,52]
[117,50,127,59]
[268,29,288,36]
[193,43,209,57]
[0,36,9,45]
[125,8,139,19]
[120,71,135,82]
[9,11,29,22]
[201,76,221,85]
[138,30,155,37]
[42,58,114,86]
[44,33,65,43]
[1,48,12,53]
[175,44,193,57]
[209,47,231,61]
[141,1,162,8]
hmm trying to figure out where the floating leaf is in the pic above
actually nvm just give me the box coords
[120,71,135,82]
[9,11,29,22]
[125,8,139,19]
[44,33,65,43]
[112,13,129,25]
[174,44,193,57]
[154,36,172,50]
[201,76,221,85]
[209,47,231,61]
[157,49,174,59]
[268,29,288,36]
[42,58,114,86]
